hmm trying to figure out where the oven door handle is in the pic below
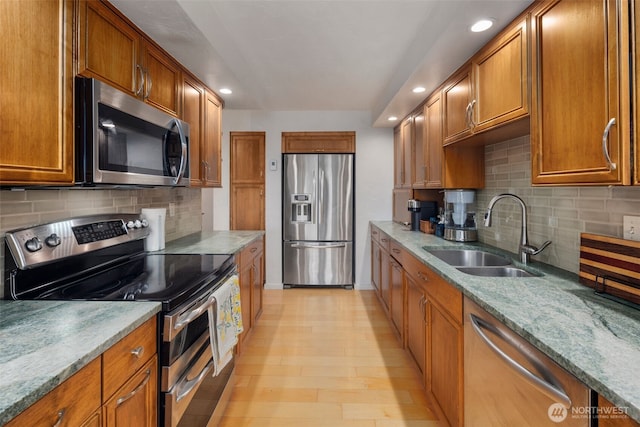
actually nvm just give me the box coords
[174,293,216,331]
[176,359,214,402]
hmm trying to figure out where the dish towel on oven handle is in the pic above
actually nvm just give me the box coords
[207,274,243,376]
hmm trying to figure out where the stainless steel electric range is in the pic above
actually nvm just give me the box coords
[3,214,237,427]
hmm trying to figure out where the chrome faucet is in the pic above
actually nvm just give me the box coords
[484,193,551,264]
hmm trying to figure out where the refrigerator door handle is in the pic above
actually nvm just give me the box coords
[290,243,347,249]
[318,168,324,226]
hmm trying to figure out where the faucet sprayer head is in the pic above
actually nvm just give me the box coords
[484,210,492,227]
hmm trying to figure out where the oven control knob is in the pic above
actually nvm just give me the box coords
[134,220,142,229]
[141,219,149,228]
[126,221,135,229]
[25,237,42,252]
[45,233,61,248]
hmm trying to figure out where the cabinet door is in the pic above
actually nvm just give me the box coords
[390,258,404,343]
[473,17,529,133]
[78,0,140,96]
[103,356,157,427]
[230,133,265,184]
[379,248,391,314]
[531,0,630,185]
[598,395,640,427]
[251,247,264,324]
[412,111,426,187]
[393,126,403,188]
[231,185,265,230]
[424,92,443,188]
[401,117,413,188]
[634,0,640,186]
[371,240,381,293]
[0,0,74,185]
[141,40,180,116]
[427,300,463,427]
[405,275,426,377]
[443,64,474,145]
[238,255,253,346]
[204,91,223,187]
[183,75,205,187]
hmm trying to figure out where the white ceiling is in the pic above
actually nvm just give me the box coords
[110,0,533,127]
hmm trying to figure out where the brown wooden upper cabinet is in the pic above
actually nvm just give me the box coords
[530,0,632,185]
[0,0,75,186]
[420,89,484,189]
[393,118,413,189]
[472,17,529,134]
[443,15,529,146]
[281,131,355,153]
[183,72,223,188]
[78,0,181,117]
[635,0,640,186]
[443,64,474,145]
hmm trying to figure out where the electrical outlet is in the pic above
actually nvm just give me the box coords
[623,216,640,241]
[169,203,176,218]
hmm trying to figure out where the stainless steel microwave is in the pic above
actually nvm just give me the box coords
[75,77,190,187]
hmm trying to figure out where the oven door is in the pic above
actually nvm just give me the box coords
[76,77,190,187]
[160,270,239,427]
[163,332,234,427]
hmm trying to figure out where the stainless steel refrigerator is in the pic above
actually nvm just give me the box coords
[282,153,354,288]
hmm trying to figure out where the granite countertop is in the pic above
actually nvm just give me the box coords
[0,300,160,425]
[371,220,640,423]
[158,230,265,255]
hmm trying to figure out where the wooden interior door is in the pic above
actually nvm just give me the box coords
[230,132,265,230]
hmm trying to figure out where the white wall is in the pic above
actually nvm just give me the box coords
[210,110,394,289]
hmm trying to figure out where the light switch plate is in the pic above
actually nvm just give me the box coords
[269,159,277,171]
[623,216,640,241]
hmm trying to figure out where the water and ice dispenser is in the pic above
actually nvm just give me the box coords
[443,189,477,242]
[291,194,312,223]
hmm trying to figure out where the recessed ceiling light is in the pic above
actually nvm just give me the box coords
[412,87,426,94]
[471,19,494,33]
[220,88,232,95]
[388,116,398,121]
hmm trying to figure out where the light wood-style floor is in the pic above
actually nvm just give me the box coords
[219,289,441,427]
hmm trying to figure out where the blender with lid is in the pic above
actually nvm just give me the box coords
[443,189,477,241]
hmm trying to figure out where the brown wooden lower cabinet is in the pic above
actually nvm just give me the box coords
[405,273,426,377]
[6,317,158,427]
[598,395,640,427]
[370,225,463,427]
[236,236,265,352]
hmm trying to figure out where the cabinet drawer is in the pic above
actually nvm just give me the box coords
[389,241,404,264]
[239,237,263,266]
[403,253,462,322]
[6,357,101,427]
[378,231,391,253]
[371,226,381,243]
[423,268,462,323]
[103,317,157,401]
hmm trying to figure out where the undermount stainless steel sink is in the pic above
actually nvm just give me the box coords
[456,266,538,277]
[427,249,511,267]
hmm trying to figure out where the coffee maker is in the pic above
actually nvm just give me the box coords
[407,199,437,231]
[443,190,477,241]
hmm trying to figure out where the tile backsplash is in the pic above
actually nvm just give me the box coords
[477,136,640,274]
[0,187,202,297]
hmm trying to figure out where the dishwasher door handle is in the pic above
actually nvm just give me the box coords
[469,313,573,408]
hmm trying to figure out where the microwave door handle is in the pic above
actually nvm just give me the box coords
[171,119,188,185]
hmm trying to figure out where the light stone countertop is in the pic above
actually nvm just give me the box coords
[158,230,265,255]
[0,300,160,425]
[371,220,640,423]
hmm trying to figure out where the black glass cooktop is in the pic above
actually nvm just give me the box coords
[23,253,234,312]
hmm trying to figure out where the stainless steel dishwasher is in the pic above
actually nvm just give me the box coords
[464,297,591,426]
